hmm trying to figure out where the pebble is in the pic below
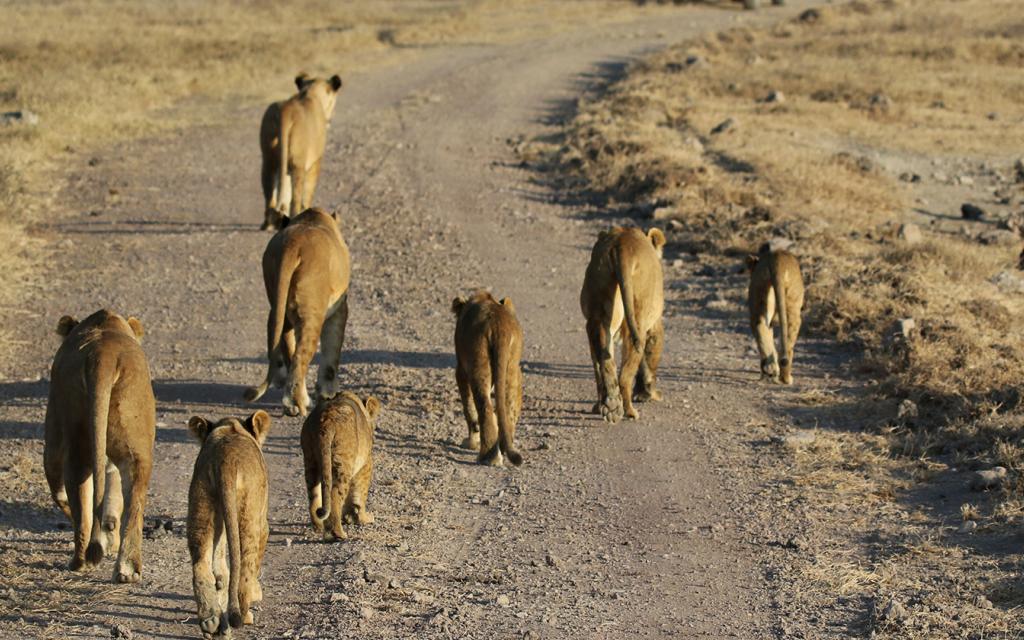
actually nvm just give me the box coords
[773,431,816,449]
[110,623,133,639]
[763,90,784,104]
[973,594,993,610]
[897,223,922,245]
[959,520,978,533]
[496,594,511,607]
[1,110,39,127]
[880,598,908,624]
[328,592,348,603]
[969,467,1007,491]
[961,203,985,220]
[897,399,918,421]
[360,606,375,620]
[711,118,735,135]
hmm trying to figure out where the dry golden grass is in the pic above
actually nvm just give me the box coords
[535,1,1024,633]
[0,0,646,334]
[547,0,1024,421]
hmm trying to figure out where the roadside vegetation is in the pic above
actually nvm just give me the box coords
[524,0,1024,635]
[0,0,641,328]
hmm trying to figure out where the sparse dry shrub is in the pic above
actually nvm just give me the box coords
[555,0,1024,436]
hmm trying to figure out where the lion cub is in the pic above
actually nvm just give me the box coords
[580,227,666,423]
[44,310,155,582]
[245,207,351,417]
[451,291,524,466]
[187,411,271,639]
[260,73,343,230]
[300,391,380,541]
[746,244,805,384]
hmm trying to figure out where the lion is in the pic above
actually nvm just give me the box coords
[245,207,351,417]
[580,226,666,423]
[451,291,524,466]
[259,73,343,230]
[186,410,271,639]
[43,310,155,582]
[746,244,804,385]
[300,391,380,541]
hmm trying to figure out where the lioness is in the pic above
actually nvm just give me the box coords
[580,226,666,423]
[43,309,155,582]
[746,244,804,384]
[245,207,351,417]
[300,391,380,541]
[186,411,271,639]
[451,291,524,466]
[259,73,343,230]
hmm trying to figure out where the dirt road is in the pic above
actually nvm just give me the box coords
[1,3,830,638]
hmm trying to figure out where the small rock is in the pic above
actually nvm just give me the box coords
[798,8,821,22]
[961,203,986,220]
[388,578,402,589]
[899,172,921,183]
[897,399,919,421]
[959,520,978,533]
[973,594,993,610]
[496,594,511,608]
[987,112,999,121]
[868,93,892,112]
[969,467,1007,491]
[1,110,39,127]
[897,318,916,339]
[978,229,1018,246]
[991,270,1024,294]
[957,175,975,186]
[1014,158,1024,183]
[711,118,735,135]
[879,598,908,624]
[544,553,560,568]
[762,90,784,104]
[328,592,348,603]
[897,223,922,245]
[285,537,293,548]
[650,206,678,221]
[773,431,816,449]
[685,55,705,68]
[110,623,133,639]
[360,606,375,620]
[667,219,684,231]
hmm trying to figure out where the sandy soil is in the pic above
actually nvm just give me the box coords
[0,2,836,638]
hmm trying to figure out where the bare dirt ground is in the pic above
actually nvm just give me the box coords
[0,2,919,638]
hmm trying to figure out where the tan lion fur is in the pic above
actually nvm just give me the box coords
[44,309,155,582]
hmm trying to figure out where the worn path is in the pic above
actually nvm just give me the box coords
[0,2,829,638]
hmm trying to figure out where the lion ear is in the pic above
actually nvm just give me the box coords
[294,72,312,90]
[127,317,145,341]
[329,74,342,92]
[187,416,210,442]
[648,228,666,251]
[56,315,78,337]
[451,296,467,316]
[499,297,516,313]
[364,396,381,421]
[246,410,272,447]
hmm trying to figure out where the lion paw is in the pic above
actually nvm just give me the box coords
[460,433,481,450]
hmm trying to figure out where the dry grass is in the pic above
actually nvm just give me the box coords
[531,0,1024,634]
[0,0,646,339]
[542,0,1024,422]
